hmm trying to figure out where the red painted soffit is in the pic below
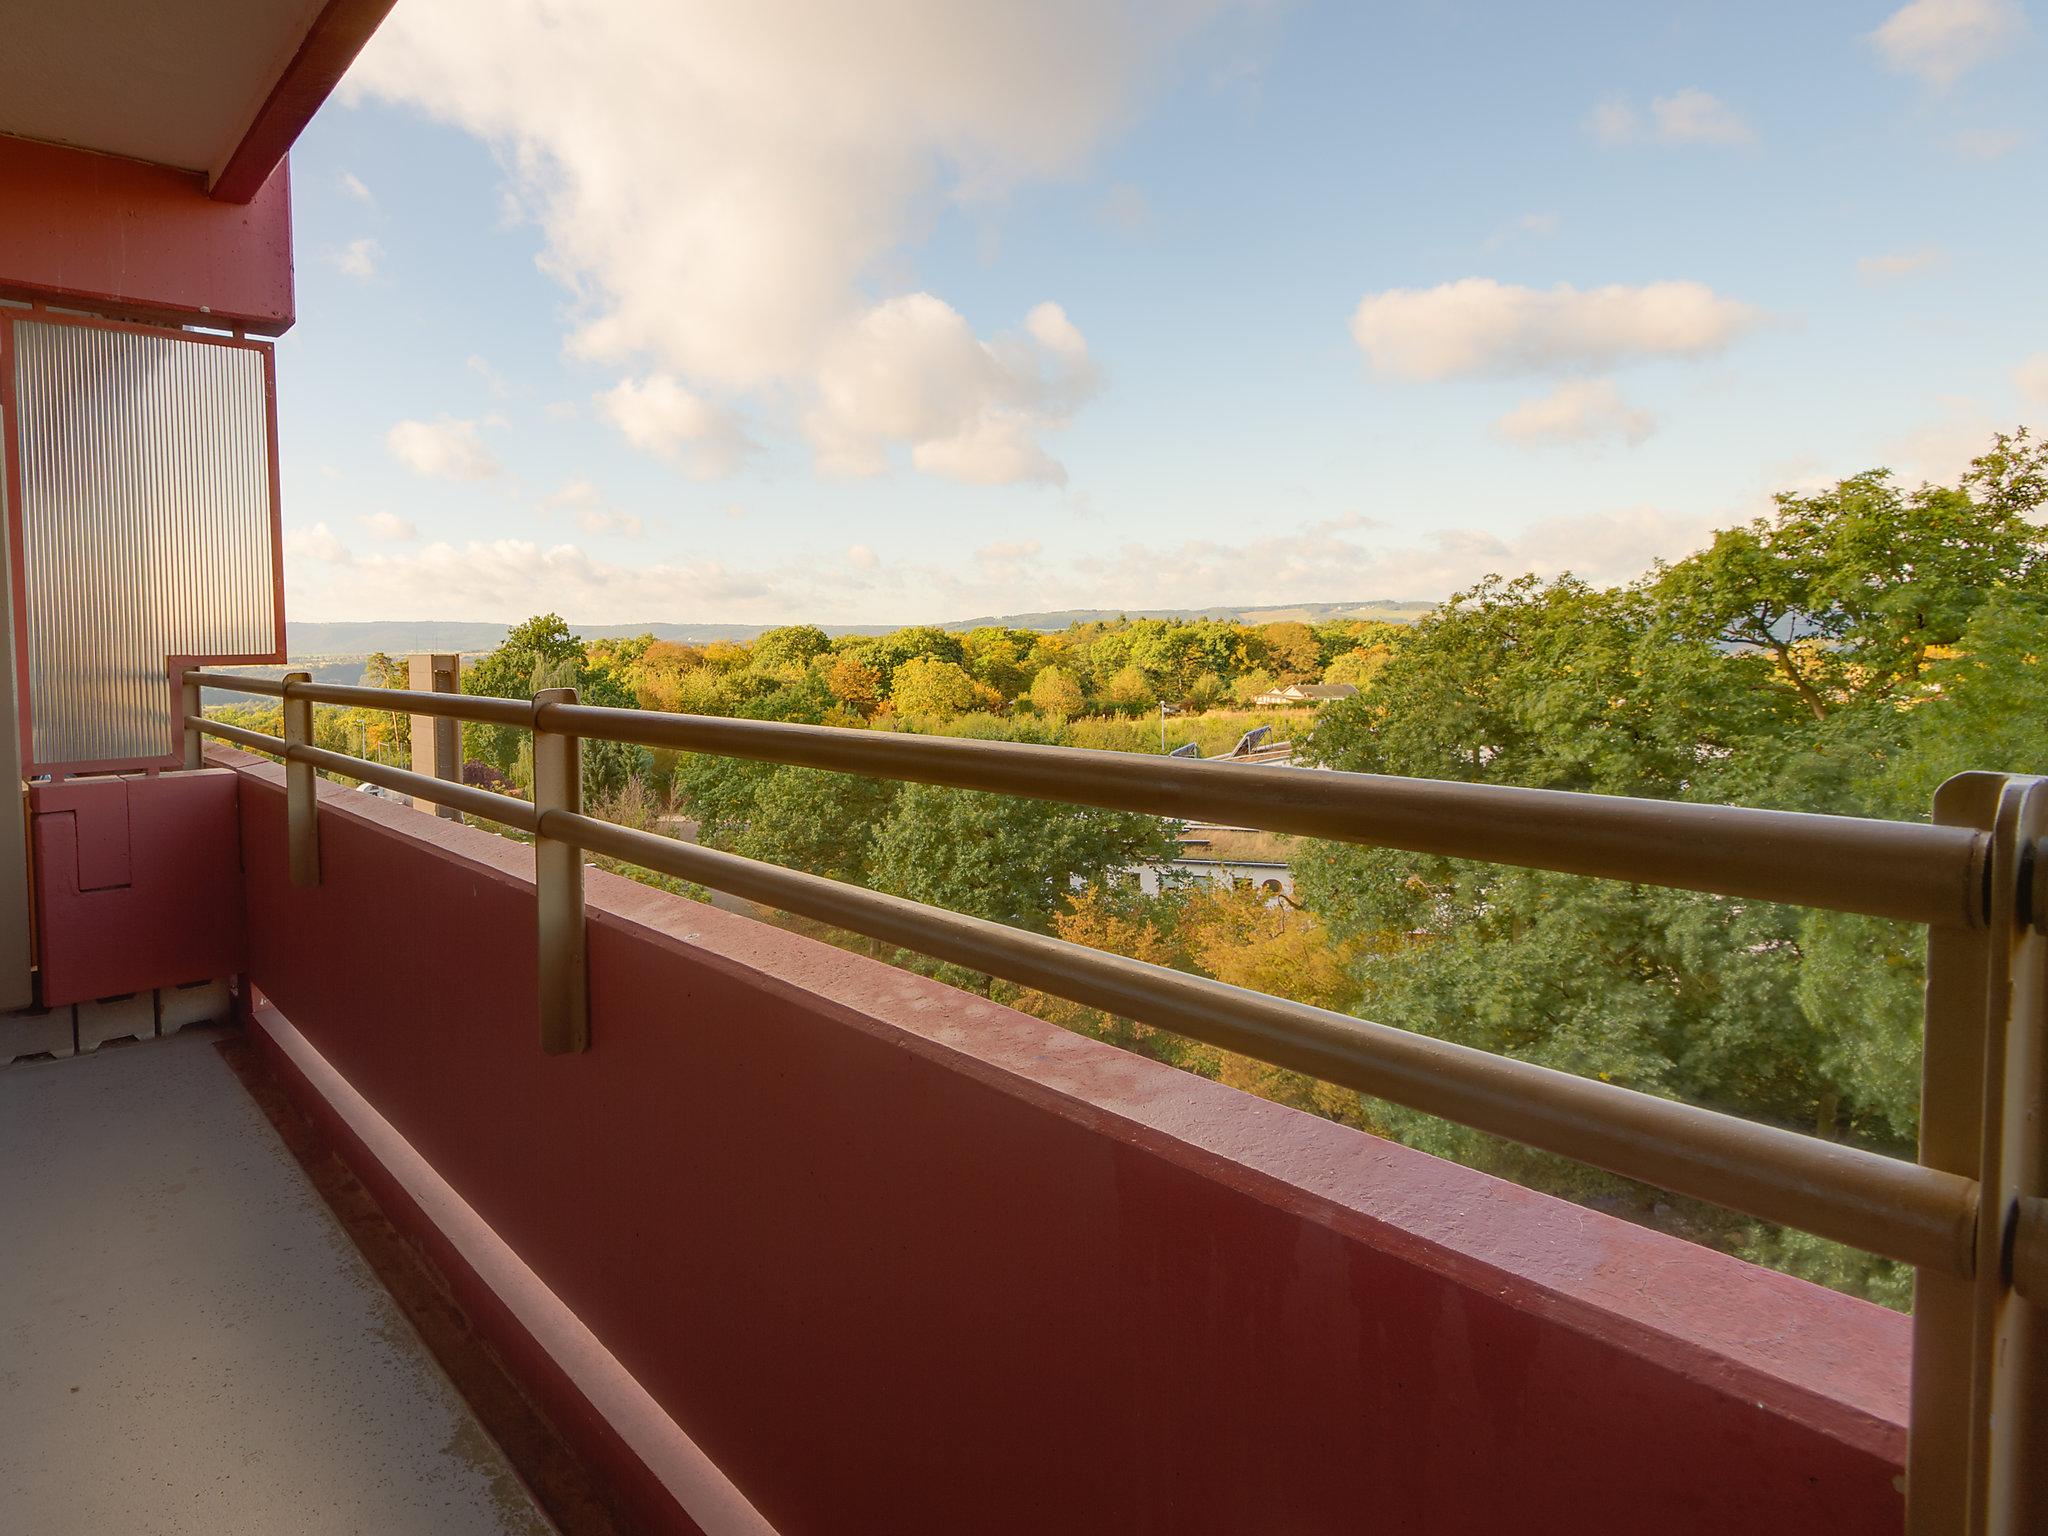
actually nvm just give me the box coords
[210,0,399,205]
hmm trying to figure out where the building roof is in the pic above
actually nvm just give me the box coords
[0,0,394,200]
[1251,682,1357,704]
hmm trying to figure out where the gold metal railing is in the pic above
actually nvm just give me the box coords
[181,668,2044,1534]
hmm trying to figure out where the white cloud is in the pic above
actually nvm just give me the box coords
[1586,98,1639,143]
[1882,398,2003,485]
[575,508,644,538]
[1484,210,1560,249]
[346,0,1220,485]
[285,522,351,564]
[805,296,1097,484]
[339,171,375,205]
[2015,354,2048,405]
[287,507,1741,628]
[286,539,769,623]
[336,238,382,279]
[593,375,752,478]
[546,479,644,538]
[386,417,502,480]
[359,511,418,543]
[1350,278,1761,380]
[467,354,510,397]
[1590,91,1753,146]
[1870,0,2026,87]
[977,539,1043,562]
[1494,379,1656,448]
[1046,507,1722,612]
[1649,89,1755,145]
[1857,248,1948,281]
[543,400,580,422]
[1951,127,2025,159]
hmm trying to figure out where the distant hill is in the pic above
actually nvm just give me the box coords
[284,600,1432,662]
[936,600,1435,630]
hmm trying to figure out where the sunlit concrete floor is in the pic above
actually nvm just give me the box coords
[0,1028,553,1535]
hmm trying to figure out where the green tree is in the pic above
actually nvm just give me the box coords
[961,626,1039,699]
[1257,621,1320,681]
[1027,664,1085,718]
[1652,433,2046,721]
[751,624,831,675]
[1289,437,2048,1305]
[870,785,1174,937]
[681,754,898,884]
[889,655,980,717]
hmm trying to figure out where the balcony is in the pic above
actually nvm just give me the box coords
[3,8,2041,1531]
[9,678,2039,1534]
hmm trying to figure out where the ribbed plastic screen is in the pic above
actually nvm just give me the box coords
[10,319,279,767]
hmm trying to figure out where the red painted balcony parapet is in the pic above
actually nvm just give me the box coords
[216,747,1909,1536]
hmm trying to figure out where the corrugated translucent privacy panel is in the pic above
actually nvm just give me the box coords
[4,314,283,771]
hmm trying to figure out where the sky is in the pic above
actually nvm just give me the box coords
[276,0,2048,626]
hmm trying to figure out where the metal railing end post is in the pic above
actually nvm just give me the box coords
[532,686,589,1055]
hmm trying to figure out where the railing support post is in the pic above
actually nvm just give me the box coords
[179,670,202,771]
[282,671,319,887]
[406,652,463,820]
[1907,772,2047,1535]
[532,687,588,1054]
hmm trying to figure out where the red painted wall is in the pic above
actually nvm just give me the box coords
[30,769,245,1006]
[0,136,293,333]
[225,752,1911,1536]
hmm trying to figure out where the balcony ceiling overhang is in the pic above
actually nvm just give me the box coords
[0,0,395,203]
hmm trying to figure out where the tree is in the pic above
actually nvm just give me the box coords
[961,626,1039,700]
[825,655,884,717]
[1257,621,1320,681]
[681,753,898,885]
[751,624,831,675]
[1652,434,2046,721]
[1027,665,1084,718]
[1103,663,1152,711]
[364,651,411,690]
[462,614,588,773]
[889,655,980,717]
[1284,437,2048,1305]
[1322,645,1391,691]
[869,785,1174,936]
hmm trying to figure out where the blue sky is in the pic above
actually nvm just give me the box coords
[276,0,2047,625]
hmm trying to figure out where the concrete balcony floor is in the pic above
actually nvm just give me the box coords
[0,1029,552,1535]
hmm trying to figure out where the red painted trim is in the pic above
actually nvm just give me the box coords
[0,309,287,778]
[0,136,293,333]
[248,999,777,1536]
[210,0,401,204]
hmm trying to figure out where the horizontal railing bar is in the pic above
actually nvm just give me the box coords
[544,807,1981,1277]
[194,716,286,753]
[192,716,539,831]
[2016,1196,2048,1306]
[538,701,1984,929]
[288,678,535,727]
[289,743,540,833]
[187,670,284,697]
[187,669,1988,925]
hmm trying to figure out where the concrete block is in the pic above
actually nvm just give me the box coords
[76,994,154,1053]
[158,979,230,1036]
[0,1005,75,1066]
